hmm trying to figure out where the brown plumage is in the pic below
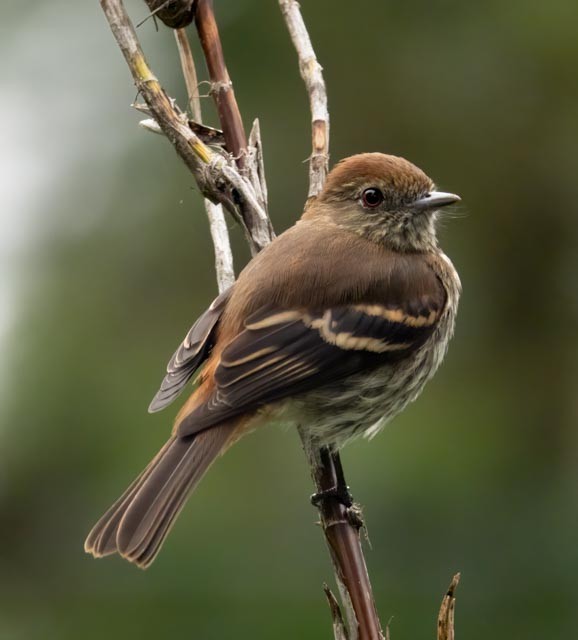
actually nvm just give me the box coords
[85,153,461,568]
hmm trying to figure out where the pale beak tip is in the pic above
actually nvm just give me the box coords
[413,191,461,211]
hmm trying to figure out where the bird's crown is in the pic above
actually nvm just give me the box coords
[321,153,434,209]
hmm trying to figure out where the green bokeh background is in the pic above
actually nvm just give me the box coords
[1,1,577,638]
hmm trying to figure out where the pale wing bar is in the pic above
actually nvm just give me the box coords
[177,301,442,437]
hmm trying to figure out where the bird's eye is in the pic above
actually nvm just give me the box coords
[361,188,384,209]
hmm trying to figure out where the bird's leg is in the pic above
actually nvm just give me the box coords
[310,447,354,508]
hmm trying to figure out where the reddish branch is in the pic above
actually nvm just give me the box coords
[311,447,384,639]
[192,0,273,250]
[195,0,247,168]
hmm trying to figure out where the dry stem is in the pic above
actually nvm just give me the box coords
[193,0,273,248]
[195,0,248,168]
[175,27,234,292]
[278,0,329,197]
[437,573,460,640]
[175,27,202,118]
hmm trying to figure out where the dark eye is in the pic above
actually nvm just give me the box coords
[361,188,384,209]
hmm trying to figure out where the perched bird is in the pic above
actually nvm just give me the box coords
[85,153,461,568]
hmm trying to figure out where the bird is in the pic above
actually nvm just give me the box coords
[84,152,461,568]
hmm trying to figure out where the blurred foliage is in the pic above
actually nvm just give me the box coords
[1,0,578,638]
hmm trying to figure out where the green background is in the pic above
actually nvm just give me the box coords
[1,1,577,638]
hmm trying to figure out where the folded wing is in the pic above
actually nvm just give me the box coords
[148,288,232,413]
[177,294,444,437]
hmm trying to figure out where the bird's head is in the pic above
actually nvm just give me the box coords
[314,153,460,252]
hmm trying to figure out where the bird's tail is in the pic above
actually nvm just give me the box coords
[84,423,235,568]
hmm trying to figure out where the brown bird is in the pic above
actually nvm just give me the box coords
[85,153,461,568]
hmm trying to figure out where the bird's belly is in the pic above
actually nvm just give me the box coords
[290,332,450,448]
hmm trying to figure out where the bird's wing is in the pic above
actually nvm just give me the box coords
[177,283,445,437]
[148,289,232,413]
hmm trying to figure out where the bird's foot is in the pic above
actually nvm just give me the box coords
[310,484,354,509]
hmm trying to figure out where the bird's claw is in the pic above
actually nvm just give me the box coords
[310,484,354,509]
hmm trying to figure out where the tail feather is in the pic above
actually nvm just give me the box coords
[84,437,175,557]
[85,424,234,568]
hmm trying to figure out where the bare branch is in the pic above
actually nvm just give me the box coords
[175,27,202,119]
[205,200,235,292]
[324,584,349,640]
[101,1,209,171]
[175,27,234,293]
[194,0,248,168]
[301,440,384,640]
[278,0,329,198]
[192,0,274,248]
[247,118,269,215]
[437,573,460,640]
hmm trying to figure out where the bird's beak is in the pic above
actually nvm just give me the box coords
[412,191,461,211]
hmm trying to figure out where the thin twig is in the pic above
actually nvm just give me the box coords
[175,28,202,118]
[437,573,460,640]
[324,584,349,640]
[175,27,234,292]
[204,203,235,293]
[247,118,269,216]
[102,2,209,169]
[193,0,273,248]
[194,0,248,169]
[278,0,329,198]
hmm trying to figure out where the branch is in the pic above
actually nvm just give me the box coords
[278,0,329,198]
[310,445,384,640]
[175,27,235,293]
[175,27,202,118]
[324,583,349,640]
[193,0,273,244]
[194,0,248,168]
[192,1,271,217]
[437,574,460,640]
